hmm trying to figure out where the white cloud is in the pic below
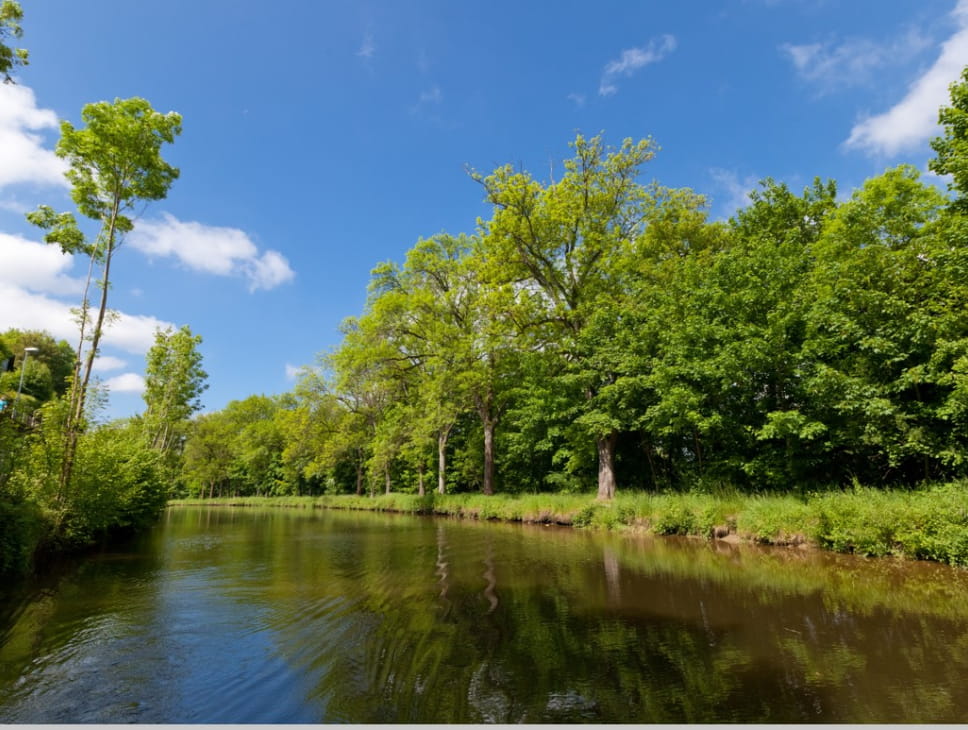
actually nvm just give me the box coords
[781,30,931,94]
[0,83,68,189]
[110,310,178,353]
[93,355,127,372]
[0,283,80,343]
[285,363,301,380]
[357,32,375,60]
[128,213,295,292]
[0,233,84,295]
[104,372,145,394]
[599,35,676,97]
[0,198,29,214]
[709,168,759,218]
[845,3,968,156]
[0,284,174,355]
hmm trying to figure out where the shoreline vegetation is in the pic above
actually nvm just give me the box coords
[169,481,968,568]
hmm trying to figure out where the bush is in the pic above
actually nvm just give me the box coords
[0,498,42,576]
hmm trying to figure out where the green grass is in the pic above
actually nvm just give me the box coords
[169,480,968,567]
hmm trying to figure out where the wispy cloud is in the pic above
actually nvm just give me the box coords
[780,29,931,95]
[567,92,586,108]
[0,83,68,189]
[709,168,759,219]
[357,32,375,60]
[845,1,968,156]
[419,86,443,104]
[285,363,302,380]
[599,35,676,97]
[128,213,295,292]
[417,48,431,74]
[410,85,445,117]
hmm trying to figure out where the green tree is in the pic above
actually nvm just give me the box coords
[28,97,182,496]
[142,325,208,456]
[0,329,76,399]
[476,134,659,499]
[802,166,959,482]
[369,233,505,495]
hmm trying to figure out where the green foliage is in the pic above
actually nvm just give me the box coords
[930,66,968,209]
[0,0,27,82]
[737,495,815,545]
[142,325,208,463]
[0,329,76,408]
[62,423,166,543]
[0,498,40,574]
[1,398,167,573]
[181,394,291,498]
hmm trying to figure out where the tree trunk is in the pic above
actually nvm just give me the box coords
[476,381,500,496]
[596,432,617,500]
[417,463,425,497]
[482,417,496,496]
[384,462,391,495]
[437,424,452,495]
[355,459,364,495]
[60,204,121,498]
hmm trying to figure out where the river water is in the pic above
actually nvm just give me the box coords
[3,506,968,722]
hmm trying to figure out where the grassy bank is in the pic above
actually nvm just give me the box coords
[169,481,968,567]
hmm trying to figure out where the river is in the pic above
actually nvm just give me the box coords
[2,506,968,722]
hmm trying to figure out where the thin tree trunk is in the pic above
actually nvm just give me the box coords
[437,424,452,495]
[384,462,391,495]
[61,203,122,497]
[355,458,364,495]
[596,432,617,500]
[417,463,425,497]
[476,381,500,496]
[644,436,658,490]
[482,417,496,496]
[75,236,116,419]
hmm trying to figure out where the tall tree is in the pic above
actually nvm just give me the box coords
[29,97,182,496]
[475,134,657,499]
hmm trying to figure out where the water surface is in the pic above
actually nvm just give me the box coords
[3,506,968,722]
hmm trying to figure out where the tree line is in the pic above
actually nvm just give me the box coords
[176,68,968,501]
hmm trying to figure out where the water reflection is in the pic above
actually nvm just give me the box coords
[2,507,968,722]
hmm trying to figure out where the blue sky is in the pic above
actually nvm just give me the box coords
[1,0,965,420]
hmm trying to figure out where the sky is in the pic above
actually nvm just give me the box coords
[1,0,966,421]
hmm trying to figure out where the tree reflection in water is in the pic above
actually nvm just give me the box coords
[2,507,968,723]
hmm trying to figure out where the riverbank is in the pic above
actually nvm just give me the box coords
[169,481,968,567]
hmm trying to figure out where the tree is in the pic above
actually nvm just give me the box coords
[802,166,959,483]
[475,134,657,499]
[142,325,208,456]
[0,329,76,399]
[0,0,27,83]
[29,97,182,495]
[369,233,503,495]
